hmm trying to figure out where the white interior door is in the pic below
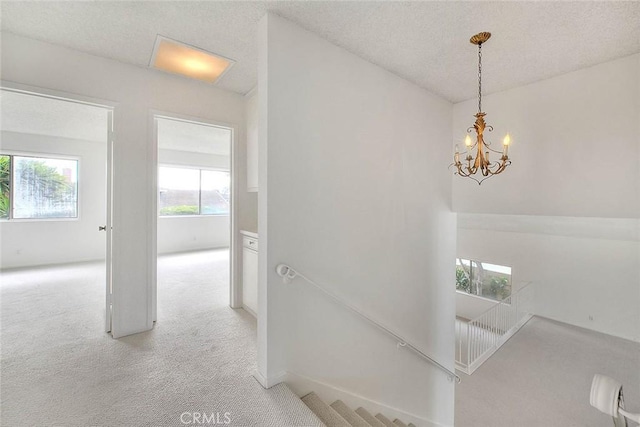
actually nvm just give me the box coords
[105,110,114,333]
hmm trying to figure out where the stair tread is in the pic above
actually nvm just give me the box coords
[302,392,351,427]
[374,413,396,427]
[393,419,408,427]
[354,408,387,427]
[330,400,371,427]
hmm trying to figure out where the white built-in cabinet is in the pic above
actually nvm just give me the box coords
[241,231,258,317]
[246,90,258,192]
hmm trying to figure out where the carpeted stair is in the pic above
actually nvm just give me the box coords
[301,392,415,427]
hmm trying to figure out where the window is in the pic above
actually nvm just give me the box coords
[0,154,79,220]
[159,166,229,216]
[0,155,9,220]
[456,258,512,301]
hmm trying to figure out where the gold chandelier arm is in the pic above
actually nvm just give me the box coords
[485,143,504,154]
[485,158,511,176]
[449,160,479,178]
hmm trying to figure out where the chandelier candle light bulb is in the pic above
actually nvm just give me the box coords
[451,32,512,184]
[502,134,511,157]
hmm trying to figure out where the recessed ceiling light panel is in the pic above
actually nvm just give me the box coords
[149,35,235,84]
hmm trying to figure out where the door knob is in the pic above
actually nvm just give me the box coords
[98,226,107,231]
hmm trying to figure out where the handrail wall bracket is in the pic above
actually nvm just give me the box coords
[275,263,461,383]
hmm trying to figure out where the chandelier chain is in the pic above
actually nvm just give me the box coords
[478,43,482,113]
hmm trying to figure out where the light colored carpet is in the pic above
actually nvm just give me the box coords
[1,249,322,427]
[329,400,370,427]
[354,408,386,427]
[301,392,350,427]
[455,316,640,427]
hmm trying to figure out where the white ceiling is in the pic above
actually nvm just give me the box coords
[0,90,109,142]
[1,2,639,103]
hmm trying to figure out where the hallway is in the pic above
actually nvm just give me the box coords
[0,250,320,426]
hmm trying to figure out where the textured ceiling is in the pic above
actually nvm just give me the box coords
[0,89,109,142]
[1,1,639,103]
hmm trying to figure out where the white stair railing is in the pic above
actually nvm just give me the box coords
[455,282,534,374]
[276,264,461,383]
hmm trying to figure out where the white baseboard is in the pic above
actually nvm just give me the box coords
[253,370,287,389]
[242,305,257,318]
[283,371,449,427]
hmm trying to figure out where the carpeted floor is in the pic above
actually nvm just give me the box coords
[455,316,640,427]
[0,249,321,427]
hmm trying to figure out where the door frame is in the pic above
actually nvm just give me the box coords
[149,110,240,322]
[0,80,118,333]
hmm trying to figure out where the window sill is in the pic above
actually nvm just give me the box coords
[159,214,230,219]
[455,290,511,305]
[0,217,80,223]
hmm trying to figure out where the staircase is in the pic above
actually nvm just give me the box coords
[301,392,415,427]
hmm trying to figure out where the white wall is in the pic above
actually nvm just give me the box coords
[453,54,639,218]
[454,54,640,343]
[157,216,229,254]
[0,131,106,268]
[245,90,259,193]
[157,148,230,254]
[239,92,258,232]
[258,14,456,426]
[455,292,497,321]
[1,33,247,337]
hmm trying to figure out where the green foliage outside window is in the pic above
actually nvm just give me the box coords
[0,156,9,219]
[489,277,510,300]
[456,267,471,293]
[456,258,512,302]
[159,205,199,216]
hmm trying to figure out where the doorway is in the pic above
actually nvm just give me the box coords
[153,115,235,322]
[0,85,114,339]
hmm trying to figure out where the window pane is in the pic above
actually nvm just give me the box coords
[0,155,9,219]
[159,167,200,216]
[455,259,471,293]
[13,156,78,219]
[456,258,512,302]
[476,262,512,301]
[201,170,230,215]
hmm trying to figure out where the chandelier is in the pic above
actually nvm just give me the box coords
[452,32,511,185]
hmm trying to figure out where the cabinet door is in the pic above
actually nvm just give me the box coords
[242,247,258,316]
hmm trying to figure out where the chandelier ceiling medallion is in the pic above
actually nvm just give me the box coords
[452,32,511,185]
